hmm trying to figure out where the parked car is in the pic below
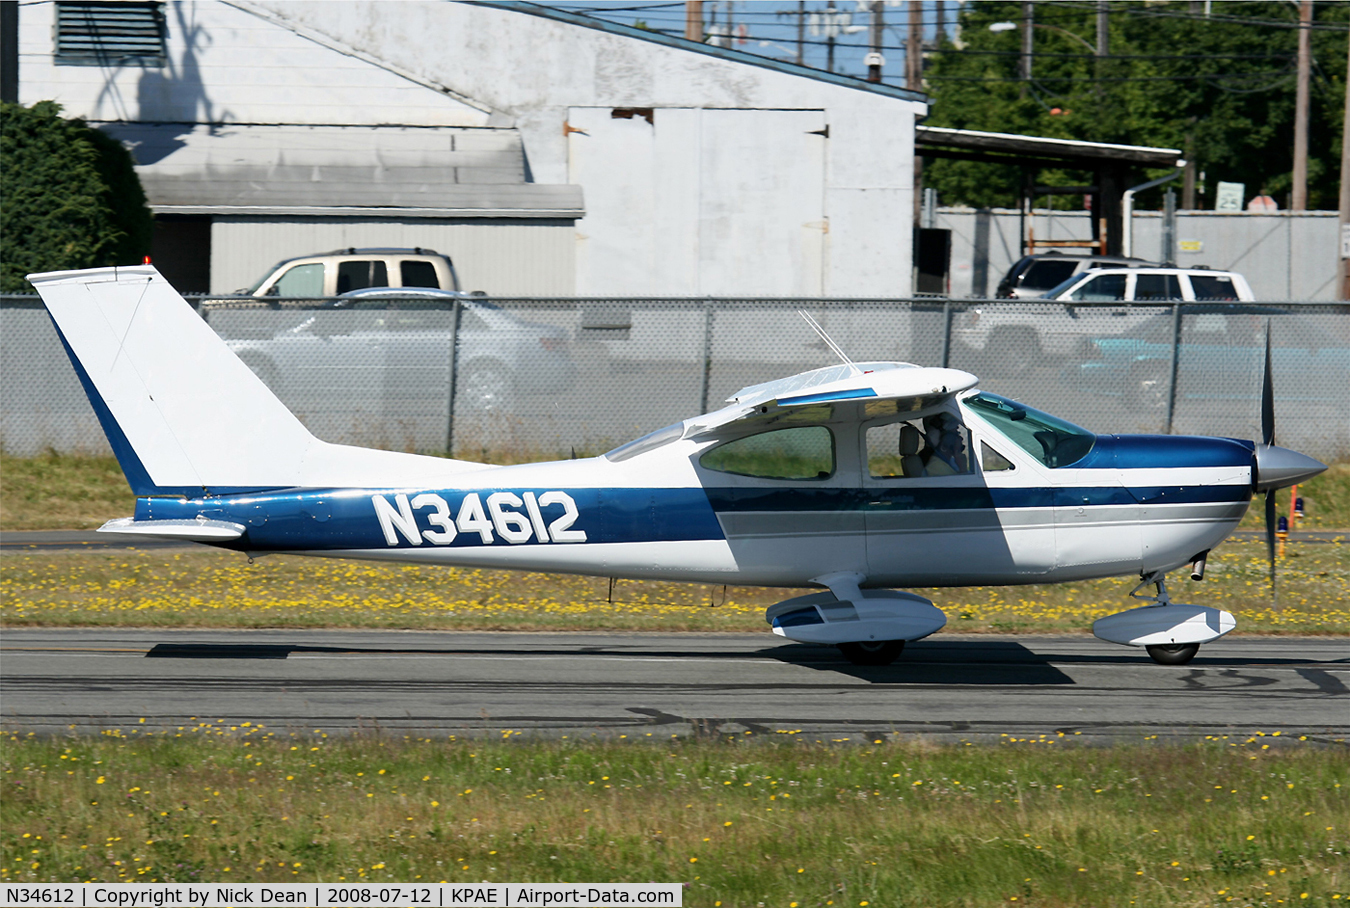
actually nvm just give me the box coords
[1072,304,1350,412]
[235,247,464,297]
[226,288,576,415]
[995,252,1152,300]
[953,266,1255,376]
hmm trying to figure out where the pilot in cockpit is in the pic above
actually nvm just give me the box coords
[921,413,969,475]
[890,413,969,478]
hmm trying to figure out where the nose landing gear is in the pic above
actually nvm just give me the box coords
[1092,573,1234,665]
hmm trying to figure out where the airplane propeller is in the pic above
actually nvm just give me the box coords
[1250,320,1329,602]
[1262,323,1277,600]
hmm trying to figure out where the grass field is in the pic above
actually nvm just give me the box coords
[2,538,1348,634]
[2,732,1345,905]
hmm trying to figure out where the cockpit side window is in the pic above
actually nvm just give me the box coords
[964,393,1095,468]
[700,426,834,480]
[980,441,1016,472]
[867,414,972,478]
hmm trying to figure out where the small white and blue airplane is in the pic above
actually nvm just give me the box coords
[30,265,1327,666]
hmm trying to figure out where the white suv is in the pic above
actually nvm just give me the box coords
[1041,267,1254,303]
[954,267,1254,375]
[238,247,463,297]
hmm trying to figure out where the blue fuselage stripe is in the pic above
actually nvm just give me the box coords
[142,481,1251,551]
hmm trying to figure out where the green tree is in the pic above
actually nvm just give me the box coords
[923,1,1350,211]
[0,101,152,292]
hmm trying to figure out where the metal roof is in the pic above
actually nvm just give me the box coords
[479,1,928,105]
[916,126,1183,168]
[99,123,584,218]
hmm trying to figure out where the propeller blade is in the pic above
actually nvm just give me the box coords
[1265,489,1277,601]
[1261,320,1275,447]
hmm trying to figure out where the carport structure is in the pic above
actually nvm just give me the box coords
[916,126,1184,257]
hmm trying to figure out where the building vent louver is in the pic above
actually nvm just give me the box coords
[56,2,165,66]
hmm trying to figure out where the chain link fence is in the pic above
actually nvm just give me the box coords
[4,295,1349,463]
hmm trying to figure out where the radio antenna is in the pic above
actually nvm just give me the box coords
[798,310,859,373]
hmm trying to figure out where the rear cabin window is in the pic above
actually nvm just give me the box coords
[1134,273,1183,301]
[964,393,1095,468]
[1189,274,1239,300]
[700,426,834,480]
[336,260,389,294]
[401,260,440,288]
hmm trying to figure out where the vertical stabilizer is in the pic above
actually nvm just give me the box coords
[30,266,485,494]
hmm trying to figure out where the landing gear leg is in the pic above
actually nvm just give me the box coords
[837,640,906,666]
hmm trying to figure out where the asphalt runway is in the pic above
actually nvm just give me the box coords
[2,628,1346,744]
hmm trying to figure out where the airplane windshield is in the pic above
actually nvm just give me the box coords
[963,393,1095,468]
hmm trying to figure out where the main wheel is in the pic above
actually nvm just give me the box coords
[1145,642,1200,665]
[838,640,906,666]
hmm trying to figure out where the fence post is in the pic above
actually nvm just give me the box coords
[939,299,953,368]
[444,298,463,456]
[699,299,715,414]
[1164,302,1182,435]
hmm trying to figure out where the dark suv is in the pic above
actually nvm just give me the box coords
[995,252,1155,299]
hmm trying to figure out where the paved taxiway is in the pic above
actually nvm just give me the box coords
[2,629,1345,743]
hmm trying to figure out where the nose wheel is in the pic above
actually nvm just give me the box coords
[1145,642,1200,665]
[837,640,906,666]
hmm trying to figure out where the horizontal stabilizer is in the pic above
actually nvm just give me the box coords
[98,517,246,542]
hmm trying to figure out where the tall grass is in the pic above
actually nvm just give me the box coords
[2,732,1344,904]
[3,540,1347,633]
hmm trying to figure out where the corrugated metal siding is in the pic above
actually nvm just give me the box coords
[210,219,576,296]
[938,209,1341,301]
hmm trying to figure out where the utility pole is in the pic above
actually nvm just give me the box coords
[1339,33,1350,298]
[1020,1,1034,100]
[868,1,884,83]
[935,0,946,44]
[796,0,804,64]
[684,0,702,42]
[906,0,921,89]
[1292,0,1312,210]
[825,2,838,73]
[1096,1,1108,57]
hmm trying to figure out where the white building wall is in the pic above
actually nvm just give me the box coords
[17,0,488,125]
[210,219,575,296]
[18,0,925,298]
[249,1,927,297]
[568,107,827,297]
